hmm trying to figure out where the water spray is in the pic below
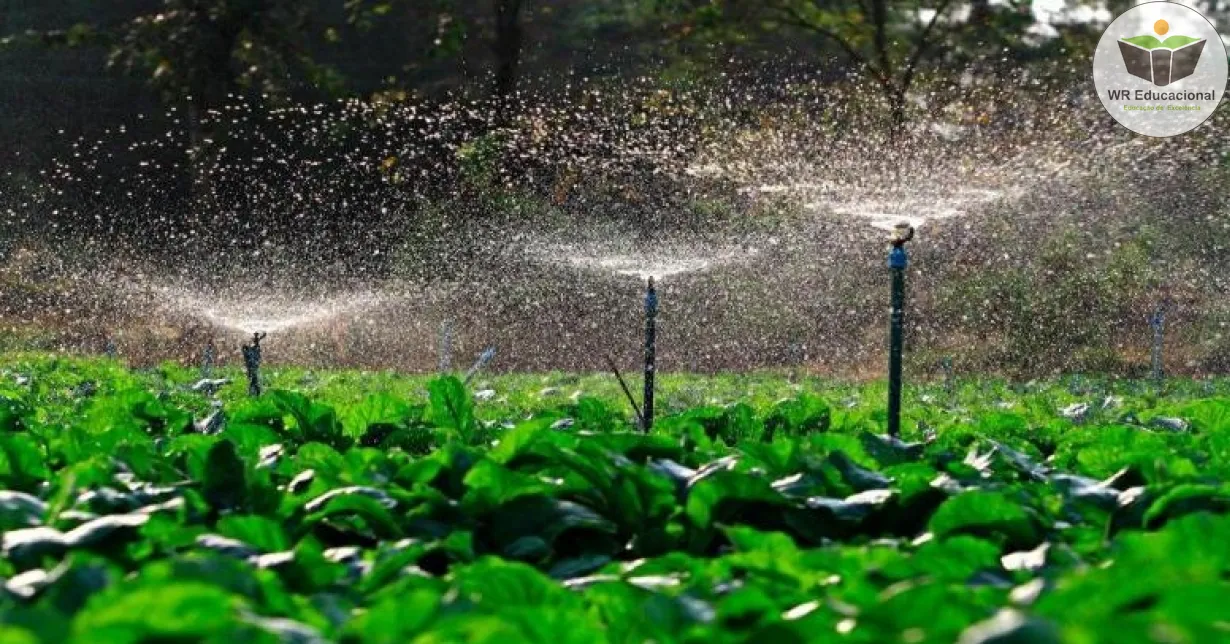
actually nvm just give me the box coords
[463,347,497,386]
[887,224,914,438]
[242,332,267,397]
[643,277,658,433]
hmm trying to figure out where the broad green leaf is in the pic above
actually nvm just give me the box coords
[344,589,441,643]
[70,582,244,641]
[1143,484,1230,530]
[764,393,831,438]
[216,515,290,553]
[202,440,247,511]
[427,376,475,440]
[0,434,48,492]
[928,491,1041,551]
[304,492,403,540]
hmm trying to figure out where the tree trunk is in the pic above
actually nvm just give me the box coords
[888,88,908,137]
[492,0,524,101]
[969,0,992,28]
[869,0,892,77]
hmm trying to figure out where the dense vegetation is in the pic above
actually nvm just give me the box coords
[0,0,1155,201]
[0,354,1227,642]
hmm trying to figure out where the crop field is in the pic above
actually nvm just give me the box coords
[0,354,1228,643]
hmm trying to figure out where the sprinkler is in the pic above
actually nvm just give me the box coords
[201,341,215,380]
[463,347,496,386]
[242,332,267,397]
[887,223,914,438]
[787,338,804,382]
[643,277,657,433]
[1149,302,1167,383]
[439,318,454,373]
[941,356,954,398]
[105,338,117,359]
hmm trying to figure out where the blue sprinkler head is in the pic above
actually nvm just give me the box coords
[888,247,908,269]
[645,277,658,314]
[888,223,914,269]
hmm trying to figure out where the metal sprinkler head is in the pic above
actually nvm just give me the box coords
[890,223,915,248]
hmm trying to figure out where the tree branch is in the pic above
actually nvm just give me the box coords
[870,0,892,80]
[768,4,882,79]
[900,0,955,92]
[0,25,114,50]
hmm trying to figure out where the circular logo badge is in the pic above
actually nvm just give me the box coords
[1093,1,1227,138]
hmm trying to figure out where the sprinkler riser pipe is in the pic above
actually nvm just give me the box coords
[887,246,908,438]
[1150,310,1165,382]
[440,319,454,373]
[243,332,266,397]
[643,279,658,433]
[463,347,496,386]
[942,357,954,397]
[202,343,215,380]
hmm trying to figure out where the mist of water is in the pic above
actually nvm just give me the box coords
[2,71,1225,374]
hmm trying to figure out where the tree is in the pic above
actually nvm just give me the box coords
[655,0,1057,131]
[351,0,527,103]
[772,0,956,127]
[3,0,346,201]
[493,0,526,101]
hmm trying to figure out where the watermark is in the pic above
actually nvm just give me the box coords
[1093,2,1227,137]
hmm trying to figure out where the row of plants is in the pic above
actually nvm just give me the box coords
[0,354,1226,642]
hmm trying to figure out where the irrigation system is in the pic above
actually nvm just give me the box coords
[202,341,215,380]
[243,332,267,397]
[439,319,454,373]
[95,220,1183,445]
[643,277,658,432]
[463,347,498,386]
[198,234,918,435]
[887,224,915,438]
[1151,304,1167,383]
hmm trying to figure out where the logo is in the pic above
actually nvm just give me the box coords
[1118,20,1206,86]
[1093,2,1227,138]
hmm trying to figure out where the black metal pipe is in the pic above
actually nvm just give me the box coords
[463,347,496,386]
[643,277,657,433]
[605,353,644,427]
[888,266,905,437]
[941,356,954,398]
[1150,306,1165,383]
[886,225,912,438]
[243,332,267,397]
[440,319,454,373]
[202,341,215,380]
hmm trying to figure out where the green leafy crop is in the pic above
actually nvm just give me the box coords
[0,354,1227,642]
